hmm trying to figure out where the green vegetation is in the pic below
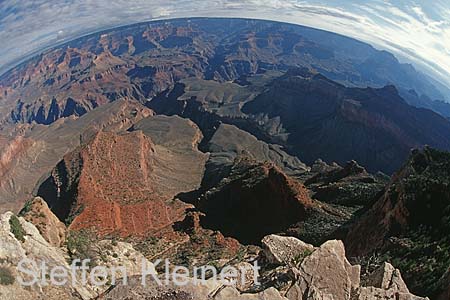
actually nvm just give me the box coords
[65,204,85,225]
[18,199,33,216]
[0,267,15,285]
[382,148,450,297]
[66,229,96,265]
[387,230,450,297]
[293,249,314,265]
[9,215,26,242]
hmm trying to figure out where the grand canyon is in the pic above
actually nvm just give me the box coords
[0,17,449,300]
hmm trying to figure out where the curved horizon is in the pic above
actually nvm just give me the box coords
[1,1,449,93]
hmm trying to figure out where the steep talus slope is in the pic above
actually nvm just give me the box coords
[242,69,450,173]
[344,147,450,297]
[37,116,207,238]
[0,100,152,213]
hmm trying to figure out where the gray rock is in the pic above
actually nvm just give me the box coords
[357,262,428,300]
[295,240,360,300]
[262,234,315,266]
[366,262,409,292]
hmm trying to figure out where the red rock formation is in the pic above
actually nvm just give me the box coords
[0,100,153,213]
[0,135,32,179]
[38,116,208,238]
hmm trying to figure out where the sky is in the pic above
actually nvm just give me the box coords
[0,0,449,87]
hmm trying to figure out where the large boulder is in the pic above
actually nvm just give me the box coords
[291,240,360,300]
[262,234,315,266]
[357,262,428,300]
[280,237,427,300]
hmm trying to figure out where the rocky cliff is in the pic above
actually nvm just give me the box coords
[344,147,450,297]
[0,100,153,212]
[242,69,450,173]
[36,116,207,238]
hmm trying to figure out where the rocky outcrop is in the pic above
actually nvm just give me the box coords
[304,160,388,206]
[261,234,314,266]
[344,147,450,297]
[262,237,427,300]
[37,122,206,238]
[358,262,427,300]
[286,240,361,300]
[0,211,154,300]
[0,99,153,213]
[101,235,427,300]
[198,155,314,244]
[366,262,409,292]
[0,212,94,300]
[20,197,66,247]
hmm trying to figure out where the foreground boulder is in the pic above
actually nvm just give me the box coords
[0,212,94,300]
[0,211,154,300]
[262,234,314,266]
[282,238,428,300]
[285,240,360,300]
[100,235,427,300]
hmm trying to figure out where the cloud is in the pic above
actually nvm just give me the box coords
[0,0,449,89]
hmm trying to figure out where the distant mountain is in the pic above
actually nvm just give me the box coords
[241,69,450,173]
[1,18,449,128]
[400,88,450,119]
